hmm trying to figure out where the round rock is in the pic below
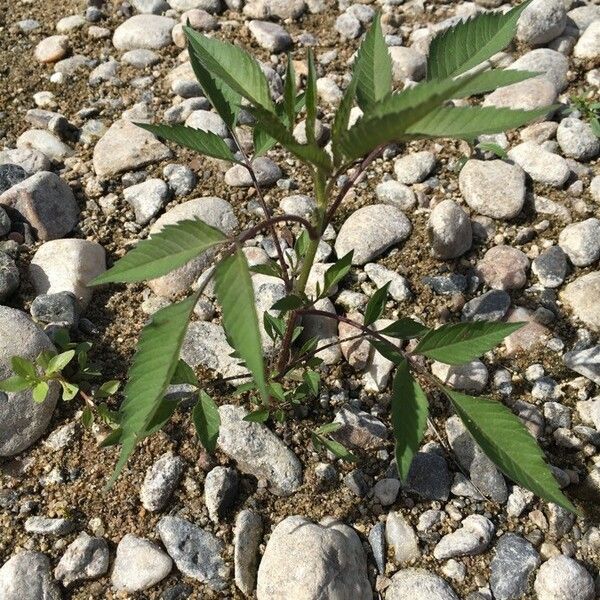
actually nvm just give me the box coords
[517,0,566,46]
[428,200,472,259]
[0,551,61,600]
[113,14,176,50]
[534,555,594,600]
[385,568,458,600]
[558,218,600,267]
[560,271,600,331]
[556,118,600,161]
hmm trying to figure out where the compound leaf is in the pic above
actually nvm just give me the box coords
[452,69,539,98]
[379,318,430,339]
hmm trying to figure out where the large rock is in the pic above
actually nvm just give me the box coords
[0,171,79,240]
[113,14,176,50]
[534,555,594,600]
[29,239,106,309]
[517,0,566,45]
[335,204,411,265]
[459,160,526,220]
[217,404,302,496]
[427,199,472,259]
[93,120,171,178]
[0,307,59,456]
[508,49,569,92]
[563,346,600,385]
[507,142,570,187]
[561,272,600,332]
[54,532,109,586]
[483,77,557,112]
[385,568,458,600]
[0,551,61,600]
[559,218,600,267]
[16,130,74,163]
[256,516,372,600]
[147,197,237,298]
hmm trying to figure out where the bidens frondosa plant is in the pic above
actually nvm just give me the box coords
[29,0,576,511]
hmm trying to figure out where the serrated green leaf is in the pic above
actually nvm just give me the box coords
[245,105,332,173]
[0,375,31,393]
[427,0,533,80]
[244,408,270,423]
[446,388,577,513]
[136,123,238,163]
[284,54,297,131]
[332,76,358,167]
[354,13,392,111]
[415,321,524,365]
[214,249,268,404]
[46,350,75,375]
[315,422,341,435]
[32,381,49,403]
[404,105,556,141]
[320,251,353,298]
[11,356,36,380]
[379,318,430,339]
[144,397,180,437]
[171,359,199,386]
[107,293,198,487]
[305,48,317,145]
[452,69,539,98]
[192,390,220,452]
[185,26,274,111]
[91,220,227,285]
[364,282,390,326]
[392,360,429,481]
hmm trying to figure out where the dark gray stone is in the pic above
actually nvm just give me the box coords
[368,522,386,574]
[532,245,568,288]
[0,253,19,302]
[0,207,10,236]
[422,274,467,295]
[30,292,78,327]
[404,451,451,501]
[462,290,511,322]
[0,164,27,194]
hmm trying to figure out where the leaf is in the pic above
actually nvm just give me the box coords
[144,397,180,437]
[100,427,123,448]
[369,338,405,364]
[214,249,268,404]
[95,380,121,399]
[136,123,238,162]
[192,390,220,452]
[271,294,305,312]
[186,29,239,128]
[0,375,31,393]
[447,389,577,513]
[477,141,508,159]
[283,54,297,131]
[185,26,274,111]
[353,13,392,111]
[315,422,341,435]
[364,282,390,326]
[379,318,430,339]
[244,408,270,423]
[452,69,539,98]
[320,251,353,298]
[392,360,429,480]
[81,406,94,428]
[107,293,199,487]
[319,436,357,461]
[404,105,556,141]
[46,350,75,375]
[60,381,79,401]
[414,321,524,365]
[303,369,320,396]
[11,356,36,380]
[305,48,317,145]
[32,381,49,403]
[427,0,533,80]
[263,312,286,341]
[91,220,227,285]
[245,105,332,173]
[171,359,199,386]
[331,76,358,167]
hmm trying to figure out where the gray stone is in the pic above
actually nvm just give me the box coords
[490,533,540,600]
[112,534,172,592]
[217,404,302,496]
[171,0,223,11]
[375,180,416,210]
[0,148,50,175]
[557,118,600,161]
[34,35,69,63]
[54,532,109,586]
[432,360,488,393]
[558,218,600,266]
[225,157,281,187]
[0,307,59,456]
[574,20,600,59]
[476,245,529,291]
[0,164,27,193]
[204,466,238,522]
[113,14,175,50]
[332,404,387,450]
[0,253,18,301]
[335,204,411,265]
[248,20,292,52]
[561,271,600,331]
[0,206,9,236]
[185,110,229,138]
[534,555,594,600]
[389,46,427,82]
[122,48,161,68]
[532,246,568,288]
[483,77,557,112]
[362,319,402,392]
[404,451,451,501]
[511,49,569,92]
[16,130,73,163]
[368,522,386,573]
[157,516,229,590]
[140,452,185,511]
[462,290,511,322]
[0,171,79,240]
[364,262,411,301]
[507,142,570,187]
[163,164,196,196]
[373,478,401,506]
[29,239,106,309]
[256,516,371,600]
[386,511,420,563]
[147,197,237,298]
[459,160,526,219]
[279,194,315,217]
[93,119,171,178]
[335,12,362,39]
[243,0,305,20]
[517,0,566,45]
[25,516,76,535]
[234,509,262,596]
[0,551,61,600]
[428,200,472,259]
[124,178,169,225]
[394,151,435,184]
[563,346,600,385]
[434,514,494,560]
[31,292,78,327]
[385,568,458,600]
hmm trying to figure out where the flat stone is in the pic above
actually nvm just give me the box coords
[483,77,557,112]
[503,306,550,355]
[93,119,171,178]
[113,14,176,50]
[432,360,488,393]
[459,160,526,220]
[0,307,59,456]
[34,35,69,63]
[532,245,568,288]
[507,142,570,187]
[0,551,61,600]
[364,262,411,301]
[54,532,109,586]
[25,516,76,535]
[462,290,511,321]
[375,180,416,210]
[434,514,495,560]
[0,148,50,175]
[561,272,600,332]
[16,129,73,163]
[157,516,229,590]
[394,151,435,184]
[29,239,106,309]
[558,218,600,266]
[185,110,229,138]
[335,204,411,265]
[248,20,292,52]
[225,157,281,187]
[534,555,595,600]
[124,178,169,225]
[404,451,451,501]
[509,49,569,92]
[256,516,371,600]
[140,451,185,511]
[563,346,600,385]
[476,245,529,291]
[217,404,302,496]
[428,199,472,259]
[234,509,263,596]
[339,313,370,369]
[204,465,238,522]
[332,404,387,450]
[385,568,458,600]
[243,0,306,20]
[386,511,420,563]
[0,171,78,240]
[111,534,172,592]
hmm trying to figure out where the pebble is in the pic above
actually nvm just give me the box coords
[111,534,172,592]
[428,199,472,259]
[534,555,594,600]
[157,516,229,590]
[124,178,170,225]
[561,271,600,331]
[29,239,106,309]
[459,160,526,220]
[563,346,600,385]
[556,118,600,161]
[373,478,401,506]
[375,180,416,210]
[432,360,488,393]
[140,452,185,511]
[0,253,19,302]
[24,516,75,535]
[434,514,495,560]
[217,404,302,495]
[476,245,529,291]
[16,129,73,163]
[394,151,435,184]
[335,204,411,265]
[204,466,238,522]
[0,164,27,193]
[248,20,292,52]
[484,77,557,111]
[364,262,411,302]
[54,532,109,586]
[404,451,451,501]
[574,20,600,59]
[517,0,566,45]
[113,14,176,50]
[532,245,568,288]
[34,35,69,63]
[332,404,387,450]
[163,163,196,196]
[335,12,362,39]
[0,307,59,456]
[462,290,511,321]
[0,551,61,600]
[185,110,229,138]
[234,509,262,596]
[507,142,570,187]
[389,46,427,82]
[0,148,50,175]
[368,522,386,573]
[386,511,420,563]
[225,157,281,187]
[558,218,600,266]
[122,48,161,68]
[386,568,459,600]
[256,516,371,599]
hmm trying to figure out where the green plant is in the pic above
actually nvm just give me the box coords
[0,329,120,429]
[1,0,577,513]
[568,92,600,137]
